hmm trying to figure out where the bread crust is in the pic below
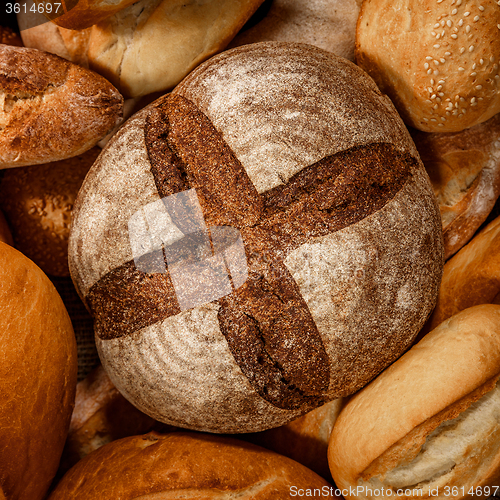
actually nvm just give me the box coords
[229,0,362,61]
[0,45,123,168]
[0,242,77,500]
[69,42,443,433]
[48,432,332,499]
[329,304,500,495]
[355,0,500,133]
[427,215,500,331]
[410,113,500,259]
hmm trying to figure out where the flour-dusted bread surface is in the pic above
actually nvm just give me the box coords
[0,44,123,169]
[329,304,500,498]
[229,0,362,61]
[69,42,443,433]
[410,112,500,259]
[427,215,500,331]
[0,242,77,500]
[356,0,500,133]
[48,432,332,499]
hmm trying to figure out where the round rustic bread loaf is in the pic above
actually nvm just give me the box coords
[0,44,123,168]
[0,147,99,276]
[0,241,77,500]
[410,112,500,259]
[68,42,444,433]
[329,304,500,498]
[356,0,500,133]
[49,432,332,498]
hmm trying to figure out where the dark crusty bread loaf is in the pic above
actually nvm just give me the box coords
[0,242,77,500]
[49,432,332,499]
[0,44,122,168]
[69,42,443,433]
[329,304,500,498]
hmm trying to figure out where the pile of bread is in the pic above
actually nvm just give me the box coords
[1,0,500,498]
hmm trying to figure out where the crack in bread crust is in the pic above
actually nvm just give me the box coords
[86,94,413,410]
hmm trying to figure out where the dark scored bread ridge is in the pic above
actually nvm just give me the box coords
[86,94,413,410]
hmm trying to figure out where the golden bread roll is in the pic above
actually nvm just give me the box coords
[0,242,77,500]
[0,147,99,276]
[246,398,343,480]
[0,45,123,168]
[34,0,140,29]
[329,304,500,498]
[230,0,362,61]
[356,0,500,132]
[19,0,265,98]
[427,214,500,331]
[410,112,500,259]
[49,432,332,498]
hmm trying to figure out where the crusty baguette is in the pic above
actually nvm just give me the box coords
[0,44,123,168]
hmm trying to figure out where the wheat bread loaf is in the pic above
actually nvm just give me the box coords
[69,42,443,433]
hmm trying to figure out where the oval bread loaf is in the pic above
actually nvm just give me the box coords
[356,0,500,133]
[48,432,332,499]
[0,242,77,500]
[0,44,123,168]
[69,42,444,433]
[329,304,500,498]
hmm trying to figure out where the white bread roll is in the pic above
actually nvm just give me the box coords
[329,304,500,498]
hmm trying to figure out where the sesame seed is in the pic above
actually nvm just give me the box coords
[458,19,464,26]
[456,0,462,4]
[438,92,444,97]
[425,63,430,69]
[436,97,442,102]
[496,75,500,79]
[479,5,484,10]
[498,24,500,29]
[427,69,433,74]
[434,44,441,48]
[458,67,465,71]
[460,47,466,54]
[436,33,441,39]
[474,16,479,22]
[438,123,444,127]
[434,23,440,28]
[469,45,475,52]
[434,69,439,75]
[445,52,451,56]
[446,111,451,116]
[441,117,446,121]
[441,20,446,27]
[464,11,470,16]
[451,34,458,39]
[452,110,458,115]
[476,84,483,89]
[462,109,467,113]
[460,97,465,102]
[447,20,452,27]
[439,80,446,84]
[471,97,476,103]
[434,104,439,109]
[441,30,445,36]
[471,101,477,106]
[471,72,477,76]
[431,79,435,85]
[478,97,483,101]
[432,31,437,36]
[455,102,459,107]
[472,63,476,69]
[452,8,458,14]
[466,25,471,33]
[431,118,438,122]
[491,56,495,63]
[480,59,484,65]
[423,118,429,122]
[437,85,443,90]
[431,94,437,99]
[434,60,440,65]
[426,56,433,61]
[440,58,446,63]
[426,99,433,104]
